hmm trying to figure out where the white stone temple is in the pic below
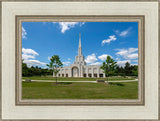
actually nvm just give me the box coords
[55,34,105,78]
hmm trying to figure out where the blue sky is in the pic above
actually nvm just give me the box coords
[22,22,138,68]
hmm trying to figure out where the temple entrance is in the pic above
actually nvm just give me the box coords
[94,74,97,77]
[88,74,92,77]
[99,74,103,78]
[72,67,79,77]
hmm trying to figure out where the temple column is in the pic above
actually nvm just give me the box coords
[60,70,62,77]
[97,67,100,78]
[86,68,89,77]
[79,65,81,77]
[81,66,83,77]
[64,69,66,77]
[78,65,80,77]
[92,68,94,77]
[71,68,72,77]
[68,68,71,77]
[59,71,61,77]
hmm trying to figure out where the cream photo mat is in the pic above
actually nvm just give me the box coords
[1,1,159,120]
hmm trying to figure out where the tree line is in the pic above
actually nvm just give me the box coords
[101,56,138,77]
[100,56,138,83]
[110,62,138,76]
[22,61,53,77]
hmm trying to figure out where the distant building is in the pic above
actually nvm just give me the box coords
[55,34,105,78]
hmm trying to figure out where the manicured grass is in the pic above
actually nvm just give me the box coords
[22,81,138,99]
[22,76,137,81]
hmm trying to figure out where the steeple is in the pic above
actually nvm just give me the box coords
[74,33,86,65]
[79,33,81,47]
[78,33,82,55]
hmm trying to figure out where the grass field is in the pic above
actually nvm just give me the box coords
[22,76,137,81]
[22,81,138,99]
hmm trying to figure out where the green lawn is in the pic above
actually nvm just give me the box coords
[22,76,137,81]
[22,81,138,99]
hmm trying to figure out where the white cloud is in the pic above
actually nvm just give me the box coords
[116,48,138,60]
[98,54,112,61]
[85,53,97,64]
[116,49,128,57]
[22,27,27,39]
[22,48,39,56]
[118,27,132,37]
[133,60,138,62]
[115,48,138,66]
[22,48,46,67]
[23,59,46,67]
[119,31,128,37]
[102,35,117,45]
[79,22,85,27]
[22,48,38,61]
[117,60,131,67]
[53,22,85,33]
[22,54,35,60]
[128,48,138,53]
[90,62,102,65]
[127,53,138,59]
[68,58,71,60]
[63,61,71,66]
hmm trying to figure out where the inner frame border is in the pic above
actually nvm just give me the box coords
[15,15,145,106]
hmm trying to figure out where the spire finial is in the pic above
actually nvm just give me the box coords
[78,33,82,55]
[79,33,81,47]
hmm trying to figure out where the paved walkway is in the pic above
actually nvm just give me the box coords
[22,79,138,83]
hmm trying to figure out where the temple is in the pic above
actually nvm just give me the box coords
[55,34,105,78]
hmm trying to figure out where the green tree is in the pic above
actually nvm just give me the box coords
[22,60,33,76]
[130,65,138,76]
[101,56,117,84]
[22,60,28,76]
[115,66,121,76]
[47,55,63,84]
[124,62,132,76]
[119,66,125,76]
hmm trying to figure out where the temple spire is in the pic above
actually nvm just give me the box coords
[78,33,82,55]
[79,33,81,47]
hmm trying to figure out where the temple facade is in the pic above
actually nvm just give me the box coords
[55,34,105,78]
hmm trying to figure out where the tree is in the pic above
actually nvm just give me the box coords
[22,60,33,76]
[130,65,138,76]
[47,55,63,84]
[115,66,121,76]
[22,60,29,76]
[124,62,132,76]
[101,56,117,84]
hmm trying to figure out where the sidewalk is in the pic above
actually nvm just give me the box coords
[22,80,138,83]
